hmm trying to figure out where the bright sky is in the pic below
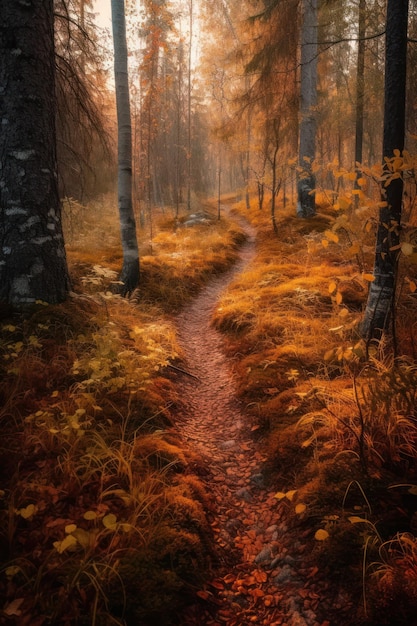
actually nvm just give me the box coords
[93,0,112,30]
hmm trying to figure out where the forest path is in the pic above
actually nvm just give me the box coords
[174,211,337,626]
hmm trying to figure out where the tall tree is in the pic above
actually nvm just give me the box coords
[354,0,366,185]
[360,0,409,341]
[186,0,193,211]
[0,0,70,310]
[297,0,318,218]
[111,0,140,296]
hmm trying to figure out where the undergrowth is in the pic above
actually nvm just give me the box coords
[3,185,417,625]
[0,197,244,625]
[211,189,417,625]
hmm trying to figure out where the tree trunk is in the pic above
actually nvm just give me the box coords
[360,0,409,341]
[297,0,318,218]
[354,0,366,187]
[0,0,70,310]
[187,0,193,212]
[111,0,140,296]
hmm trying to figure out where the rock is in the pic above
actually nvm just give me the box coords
[274,564,295,584]
[235,487,253,502]
[249,472,265,487]
[219,439,236,450]
[266,524,278,534]
[254,545,272,564]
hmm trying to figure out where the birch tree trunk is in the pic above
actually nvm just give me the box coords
[0,0,70,310]
[297,0,318,218]
[360,0,409,341]
[111,0,140,296]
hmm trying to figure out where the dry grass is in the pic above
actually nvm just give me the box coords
[0,196,246,625]
[2,188,417,624]
[209,194,417,624]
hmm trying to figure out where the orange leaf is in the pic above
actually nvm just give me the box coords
[209,579,225,590]
[223,573,236,584]
[196,590,211,600]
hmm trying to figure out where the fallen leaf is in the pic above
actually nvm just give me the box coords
[209,579,224,590]
[4,598,24,616]
[196,590,211,600]
[314,529,329,541]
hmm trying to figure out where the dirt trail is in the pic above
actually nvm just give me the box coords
[174,214,341,626]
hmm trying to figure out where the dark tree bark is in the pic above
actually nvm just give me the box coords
[360,0,409,340]
[297,0,318,218]
[354,0,366,183]
[0,0,70,310]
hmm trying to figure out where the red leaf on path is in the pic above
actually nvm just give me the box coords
[196,590,211,600]
[209,579,225,590]
[223,573,236,584]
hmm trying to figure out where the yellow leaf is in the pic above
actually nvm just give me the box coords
[321,239,329,248]
[274,492,286,500]
[362,273,375,282]
[72,528,92,548]
[357,177,367,187]
[84,510,97,521]
[103,513,117,529]
[295,503,307,515]
[5,566,21,578]
[348,516,369,524]
[314,529,329,541]
[328,281,337,295]
[65,524,77,534]
[18,504,37,519]
[3,324,16,332]
[335,292,343,305]
[120,523,132,533]
[53,534,77,554]
[409,281,417,293]
[401,242,414,256]
[286,490,297,501]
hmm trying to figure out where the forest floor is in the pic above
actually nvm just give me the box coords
[173,211,354,626]
[2,195,417,626]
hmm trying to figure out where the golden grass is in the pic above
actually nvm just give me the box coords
[1,197,248,625]
[2,188,417,624]
[210,194,417,623]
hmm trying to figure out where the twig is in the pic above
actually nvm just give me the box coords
[167,363,201,381]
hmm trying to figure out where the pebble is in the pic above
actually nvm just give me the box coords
[250,472,265,486]
[274,564,296,584]
[219,439,236,450]
[254,545,272,564]
[235,487,253,502]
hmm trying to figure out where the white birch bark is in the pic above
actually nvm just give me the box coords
[111,0,140,296]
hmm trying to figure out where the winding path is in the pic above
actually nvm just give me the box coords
[174,214,344,626]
